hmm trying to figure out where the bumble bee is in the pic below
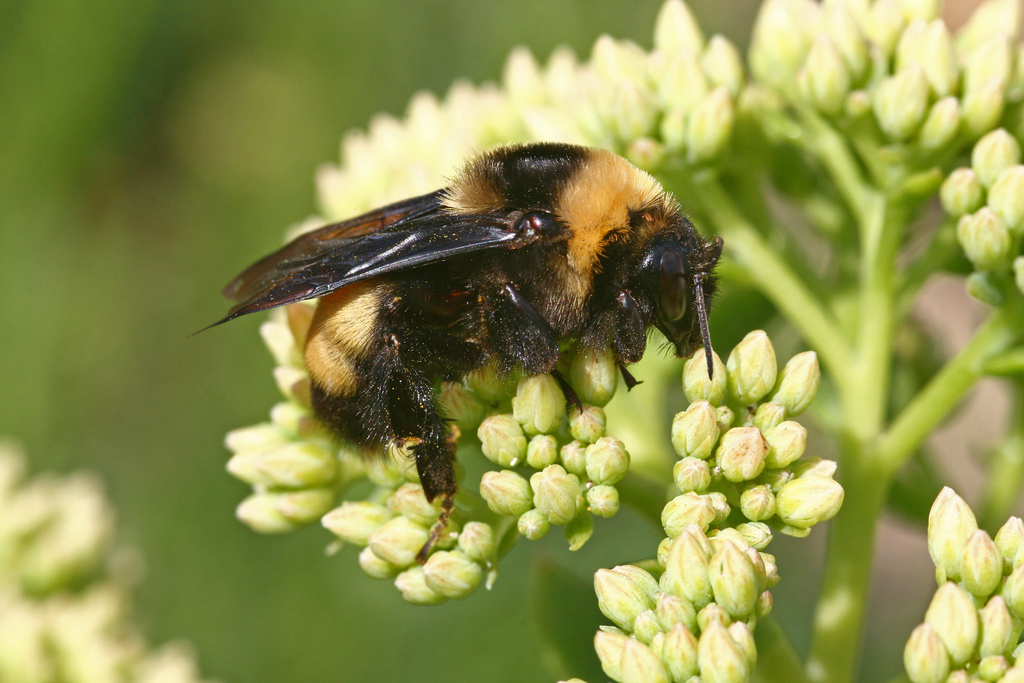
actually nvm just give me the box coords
[216,142,722,558]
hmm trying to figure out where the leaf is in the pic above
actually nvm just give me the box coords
[530,558,607,682]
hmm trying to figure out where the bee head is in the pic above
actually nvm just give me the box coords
[635,218,723,377]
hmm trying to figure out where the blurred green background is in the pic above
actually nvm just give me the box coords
[0,2,761,681]
[4,1,991,681]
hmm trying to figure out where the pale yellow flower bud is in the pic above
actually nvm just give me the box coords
[872,65,929,140]
[569,348,617,406]
[654,0,705,56]
[595,565,659,631]
[478,415,528,467]
[940,168,985,217]
[527,434,559,470]
[394,566,445,605]
[686,87,735,163]
[925,582,979,665]
[775,474,844,528]
[903,623,951,683]
[321,501,394,545]
[986,166,1024,233]
[480,470,533,517]
[512,375,565,436]
[684,350,727,404]
[726,331,778,405]
[672,400,721,460]
[697,621,750,683]
[715,427,769,483]
[531,465,582,525]
[917,97,961,152]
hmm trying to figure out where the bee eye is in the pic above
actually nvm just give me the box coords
[659,250,688,322]
[516,211,558,237]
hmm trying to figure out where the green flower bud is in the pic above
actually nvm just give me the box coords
[512,375,565,436]
[625,137,665,171]
[531,465,581,525]
[925,582,979,665]
[570,406,607,444]
[740,485,777,522]
[365,456,407,488]
[917,97,961,151]
[715,427,769,483]
[526,434,559,470]
[322,501,395,545]
[986,166,1024,233]
[1004,667,1024,683]
[654,0,704,56]
[660,108,688,152]
[966,271,1005,306]
[422,550,483,599]
[686,87,735,163]
[439,381,487,429]
[963,78,1007,139]
[961,529,1002,598]
[585,437,630,485]
[227,441,337,490]
[903,623,951,683]
[707,491,732,524]
[592,35,650,87]
[772,351,820,416]
[979,655,1009,680]
[684,350,727,405]
[728,621,758,672]
[789,456,837,479]
[736,522,773,550]
[270,402,310,435]
[394,566,446,605]
[236,493,295,533]
[697,621,750,683]
[749,0,817,85]
[1016,257,1024,295]
[560,440,588,476]
[663,493,717,537]
[367,516,431,567]
[659,51,710,116]
[621,637,670,683]
[358,545,401,579]
[776,474,844,528]
[762,421,808,469]
[595,630,629,681]
[865,0,906,56]
[502,46,543,105]
[566,509,594,550]
[995,516,1024,572]
[612,82,659,141]
[756,590,774,618]
[661,528,714,608]
[465,363,512,403]
[480,470,533,517]
[761,553,780,588]
[928,487,979,582]
[478,415,528,467]
[958,208,1015,270]
[632,609,662,645]
[800,35,850,116]
[387,483,441,526]
[569,348,617,406]
[595,565,659,631]
[587,484,620,518]
[873,65,929,140]
[964,35,1013,98]
[457,521,496,563]
[709,543,759,619]
[717,405,736,432]
[974,130,1022,187]
[672,401,721,460]
[1002,562,1024,620]
[674,457,713,494]
[518,508,550,540]
[659,624,700,681]
[701,35,745,96]
[726,331,778,405]
[955,0,1022,54]
[940,168,986,217]
[895,19,958,97]
[273,487,334,525]
[656,592,699,633]
[225,423,287,453]
[697,602,732,631]
[752,402,787,430]
[823,2,868,81]
[979,596,1015,658]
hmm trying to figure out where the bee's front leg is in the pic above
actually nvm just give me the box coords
[485,283,560,375]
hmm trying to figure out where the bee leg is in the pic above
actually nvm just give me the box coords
[610,291,647,364]
[487,283,560,375]
[618,364,642,391]
[550,368,583,414]
[369,333,458,561]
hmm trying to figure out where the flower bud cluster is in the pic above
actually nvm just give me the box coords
[477,350,632,553]
[674,331,842,542]
[941,129,1024,304]
[0,442,214,683]
[593,526,770,683]
[905,488,1024,682]
[226,304,360,535]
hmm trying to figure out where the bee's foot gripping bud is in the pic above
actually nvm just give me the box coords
[415,494,455,564]
[550,368,583,414]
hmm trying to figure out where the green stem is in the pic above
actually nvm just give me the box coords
[754,616,811,683]
[875,300,1024,471]
[689,175,854,393]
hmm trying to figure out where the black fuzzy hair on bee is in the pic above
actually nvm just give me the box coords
[215,142,722,560]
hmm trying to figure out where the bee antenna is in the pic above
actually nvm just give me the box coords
[693,275,715,379]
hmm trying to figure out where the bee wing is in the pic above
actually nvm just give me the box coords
[213,191,521,326]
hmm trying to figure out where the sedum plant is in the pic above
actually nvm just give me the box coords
[222,0,1024,681]
[0,441,216,683]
